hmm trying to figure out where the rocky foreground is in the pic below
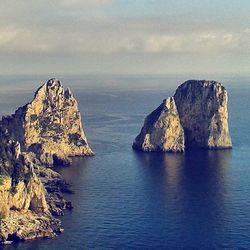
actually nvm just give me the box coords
[133,80,232,152]
[0,79,92,244]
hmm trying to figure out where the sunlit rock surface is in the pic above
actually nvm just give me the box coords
[0,79,91,243]
[1,78,94,166]
[174,80,232,149]
[133,80,232,152]
[133,97,185,152]
[0,139,62,243]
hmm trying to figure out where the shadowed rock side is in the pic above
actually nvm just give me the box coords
[133,80,232,152]
[133,97,185,152]
[174,80,232,149]
[1,78,94,166]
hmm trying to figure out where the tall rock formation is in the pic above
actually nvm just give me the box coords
[1,78,94,166]
[133,97,185,152]
[0,78,91,243]
[133,80,232,152]
[174,80,232,149]
[0,139,62,243]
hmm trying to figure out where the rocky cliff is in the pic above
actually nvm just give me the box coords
[1,78,94,166]
[0,172,63,243]
[174,80,232,149]
[133,97,185,152]
[0,138,62,243]
[133,80,232,152]
[0,78,91,244]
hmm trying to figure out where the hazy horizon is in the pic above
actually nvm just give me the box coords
[1,0,250,75]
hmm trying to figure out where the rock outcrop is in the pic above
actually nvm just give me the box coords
[0,211,62,243]
[174,80,232,149]
[0,78,90,244]
[0,168,48,217]
[133,80,232,152]
[133,97,185,152]
[1,78,94,166]
[0,139,62,243]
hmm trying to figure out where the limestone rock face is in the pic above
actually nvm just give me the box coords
[0,139,46,215]
[1,79,93,166]
[174,80,232,149]
[0,169,48,217]
[0,78,88,243]
[0,169,64,242]
[133,80,232,152]
[0,210,62,242]
[0,156,71,243]
[133,97,185,152]
[0,138,62,243]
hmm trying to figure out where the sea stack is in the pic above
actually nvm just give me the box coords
[133,97,185,152]
[174,80,232,149]
[1,79,94,166]
[133,80,232,152]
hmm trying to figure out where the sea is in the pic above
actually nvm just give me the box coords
[0,74,249,249]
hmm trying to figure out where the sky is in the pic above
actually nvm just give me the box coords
[0,0,250,75]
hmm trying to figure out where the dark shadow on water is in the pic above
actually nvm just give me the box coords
[133,149,233,247]
[53,156,94,186]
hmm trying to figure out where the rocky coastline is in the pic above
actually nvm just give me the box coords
[0,78,233,244]
[0,79,93,244]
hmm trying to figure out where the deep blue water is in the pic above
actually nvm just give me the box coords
[0,75,250,249]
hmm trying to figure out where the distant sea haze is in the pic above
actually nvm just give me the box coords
[1,75,249,249]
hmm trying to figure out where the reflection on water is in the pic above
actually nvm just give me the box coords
[133,150,232,248]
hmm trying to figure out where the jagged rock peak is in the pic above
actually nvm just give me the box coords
[174,80,232,149]
[0,79,86,243]
[33,78,73,105]
[133,97,185,152]
[47,78,61,86]
[1,78,94,166]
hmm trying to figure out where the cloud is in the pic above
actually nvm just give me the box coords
[0,0,113,9]
[0,27,54,53]
[142,31,243,54]
[0,28,18,47]
[60,0,113,7]
[0,1,248,56]
[0,23,249,56]
[0,0,250,74]
[144,35,184,53]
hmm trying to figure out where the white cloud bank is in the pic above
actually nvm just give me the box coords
[143,31,244,53]
[0,25,249,55]
[60,0,113,7]
[0,0,250,74]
